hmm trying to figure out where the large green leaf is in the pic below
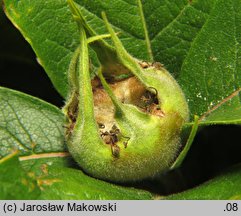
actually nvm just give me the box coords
[3,0,240,125]
[0,87,152,199]
[166,164,241,200]
[179,0,241,124]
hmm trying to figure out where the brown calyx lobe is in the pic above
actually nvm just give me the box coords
[93,75,164,144]
[66,74,164,149]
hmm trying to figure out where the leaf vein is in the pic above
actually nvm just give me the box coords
[151,2,190,41]
[199,88,241,121]
[38,109,63,136]
[19,152,70,161]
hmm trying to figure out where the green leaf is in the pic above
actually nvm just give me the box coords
[178,0,241,124]
[166,164,241,200]
[3,0,240,125]
[0,152,41,199]
[0,86,66,158]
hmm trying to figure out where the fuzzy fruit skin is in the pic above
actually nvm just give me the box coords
[64,1,189,182]
[66,65,189,182]
[68,111,183,182]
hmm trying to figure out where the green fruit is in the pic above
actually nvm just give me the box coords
[63,0,189,182]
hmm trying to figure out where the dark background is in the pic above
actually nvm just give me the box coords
[1,9,241,195]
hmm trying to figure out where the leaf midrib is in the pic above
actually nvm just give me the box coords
[150,1,191,41]
[19,152,70,161]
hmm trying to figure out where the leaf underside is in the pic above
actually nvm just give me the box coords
[0,86,66,158]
